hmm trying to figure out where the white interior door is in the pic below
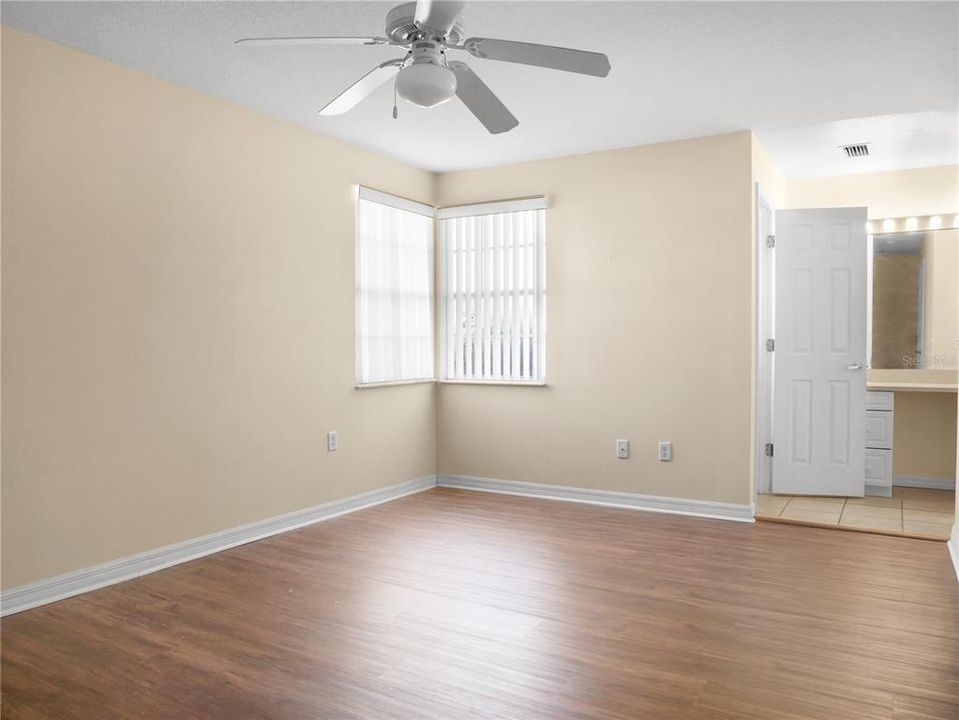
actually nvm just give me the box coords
[773,207,867,496]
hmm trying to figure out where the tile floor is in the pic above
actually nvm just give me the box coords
[756,487,955,538]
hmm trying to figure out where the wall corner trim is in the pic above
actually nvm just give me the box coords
[0,474,438,617]
[949,525,959,585]
[436,474,755,523]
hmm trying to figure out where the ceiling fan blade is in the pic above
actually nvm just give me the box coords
[462,37,610,77]
[450,62,518,135]
[414,0,466,35]
[236,36,389,47]
[319,60,403,116]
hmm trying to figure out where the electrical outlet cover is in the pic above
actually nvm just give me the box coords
[658,441,672,461]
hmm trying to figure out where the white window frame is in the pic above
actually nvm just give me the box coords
[437,196,547,385]
[354,185,435,387]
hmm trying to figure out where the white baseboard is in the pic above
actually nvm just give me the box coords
[437,474,755,523]
[893,475,956,491]
[0,474,437,617]
[949,526,959,584]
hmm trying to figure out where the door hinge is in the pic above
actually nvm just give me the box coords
[765,443,774,457]
[766,338,775,352]
[766,234,775,248]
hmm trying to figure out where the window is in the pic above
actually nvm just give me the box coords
[438,197,547,382]
[355,186,434,385]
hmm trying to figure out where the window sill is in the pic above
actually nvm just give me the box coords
[438,380,547,387]
[355,379,548,388]
[354,379,435,389]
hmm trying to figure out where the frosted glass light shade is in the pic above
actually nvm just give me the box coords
[396,63,457,108]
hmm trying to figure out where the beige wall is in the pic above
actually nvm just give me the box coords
[751,135,787,210]
[436,132,754,505]
[923,230,959,369]
[786,165,958,219]
[1,28,437,589]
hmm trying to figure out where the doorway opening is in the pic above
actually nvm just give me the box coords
[753,194,957,540]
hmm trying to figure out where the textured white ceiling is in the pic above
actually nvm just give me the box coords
[757,111,957,179]
[3,1,957,173]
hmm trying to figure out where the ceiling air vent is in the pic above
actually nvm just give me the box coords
[840,143,870,158]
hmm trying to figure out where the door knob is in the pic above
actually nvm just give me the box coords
[845,362,863,371]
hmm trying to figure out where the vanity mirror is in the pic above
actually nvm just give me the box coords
[870,228,957,370]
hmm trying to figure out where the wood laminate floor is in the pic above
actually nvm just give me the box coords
[2,487,959,719]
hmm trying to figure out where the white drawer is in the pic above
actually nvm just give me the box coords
[866,390,894,412]
[865,448,893,486]
[865,410,894,450]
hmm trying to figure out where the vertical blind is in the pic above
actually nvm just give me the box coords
[355,186,434,384]
[438,198,547,382]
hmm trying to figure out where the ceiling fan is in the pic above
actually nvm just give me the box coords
[236,0,611,134]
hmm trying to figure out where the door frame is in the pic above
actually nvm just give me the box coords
[753,183,775,504]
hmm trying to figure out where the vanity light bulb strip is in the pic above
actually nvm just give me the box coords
[866,214,959,235]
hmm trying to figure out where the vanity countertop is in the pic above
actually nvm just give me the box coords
[866,369,958,393]
[866,381,957,393]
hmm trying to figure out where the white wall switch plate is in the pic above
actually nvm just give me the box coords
[616,439,630,459]
[327,431,338,452]
[658,441,672,461]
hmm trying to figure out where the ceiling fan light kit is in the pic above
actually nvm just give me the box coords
[236,1,611,134]
[395,40,457,108]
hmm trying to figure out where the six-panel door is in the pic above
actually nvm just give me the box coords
[772,207,868,497]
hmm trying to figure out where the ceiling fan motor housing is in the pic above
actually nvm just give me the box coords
[396,40,457,108]
[385,2,463,45]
